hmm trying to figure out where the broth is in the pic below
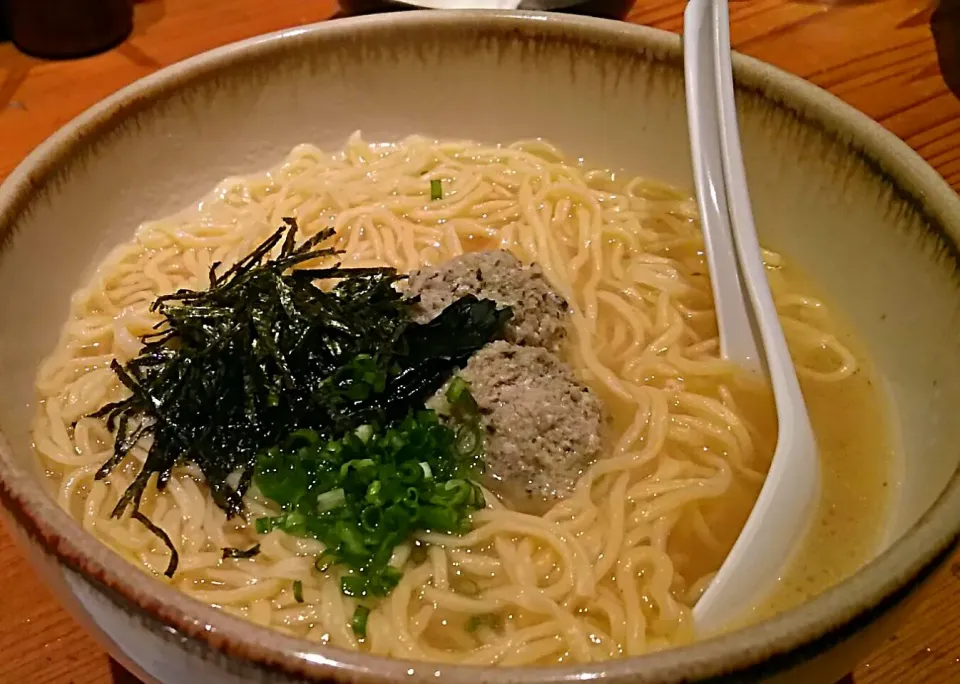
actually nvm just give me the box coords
[757,263,894,621]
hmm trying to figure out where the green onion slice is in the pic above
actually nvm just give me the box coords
[293,579,304,603]
[352,605,370,638]
[316,488,347,512]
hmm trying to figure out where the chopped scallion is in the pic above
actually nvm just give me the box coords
[430,179,443,200]
[446,375,480,420]
[352,605,370,638]
[366,480,383,505]
[293,579,304,603]
[446,376,469,404]
[455,423,482,459]
[253,408,486,602]
[355,424,374,443]
[316,488,347,512]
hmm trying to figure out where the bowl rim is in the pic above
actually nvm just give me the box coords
[2,9,960,683]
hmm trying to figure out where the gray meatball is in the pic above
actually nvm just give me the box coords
[406,250,569,352]
[458,341,604,515]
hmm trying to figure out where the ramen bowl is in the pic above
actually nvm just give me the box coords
[1,10,959,684]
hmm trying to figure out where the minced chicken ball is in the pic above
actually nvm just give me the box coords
[406,250,569,352]
[457,341,603,515]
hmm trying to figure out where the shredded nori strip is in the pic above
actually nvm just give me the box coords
[132,510,179,577]
[90,218,510,572]
[221,544,261,560]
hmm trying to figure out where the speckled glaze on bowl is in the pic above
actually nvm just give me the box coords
[1,10,959,684]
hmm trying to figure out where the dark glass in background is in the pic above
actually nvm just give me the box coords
[0,0,10,43]
[7,0,133,59]
[0,0,631,59]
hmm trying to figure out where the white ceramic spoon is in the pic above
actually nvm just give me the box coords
[684,0,820,634]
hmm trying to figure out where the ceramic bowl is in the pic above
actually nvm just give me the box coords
[1,10,959,684]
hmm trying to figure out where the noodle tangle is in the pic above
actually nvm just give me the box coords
[33,134,856,664]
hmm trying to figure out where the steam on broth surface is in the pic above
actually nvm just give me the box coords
[33,134,892,664]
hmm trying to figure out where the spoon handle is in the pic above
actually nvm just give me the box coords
[712,0,806,408]
[683,0,763,374]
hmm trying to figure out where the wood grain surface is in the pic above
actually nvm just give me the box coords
[1,1,958,682]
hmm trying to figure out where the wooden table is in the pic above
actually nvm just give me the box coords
[1,0,958,682]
